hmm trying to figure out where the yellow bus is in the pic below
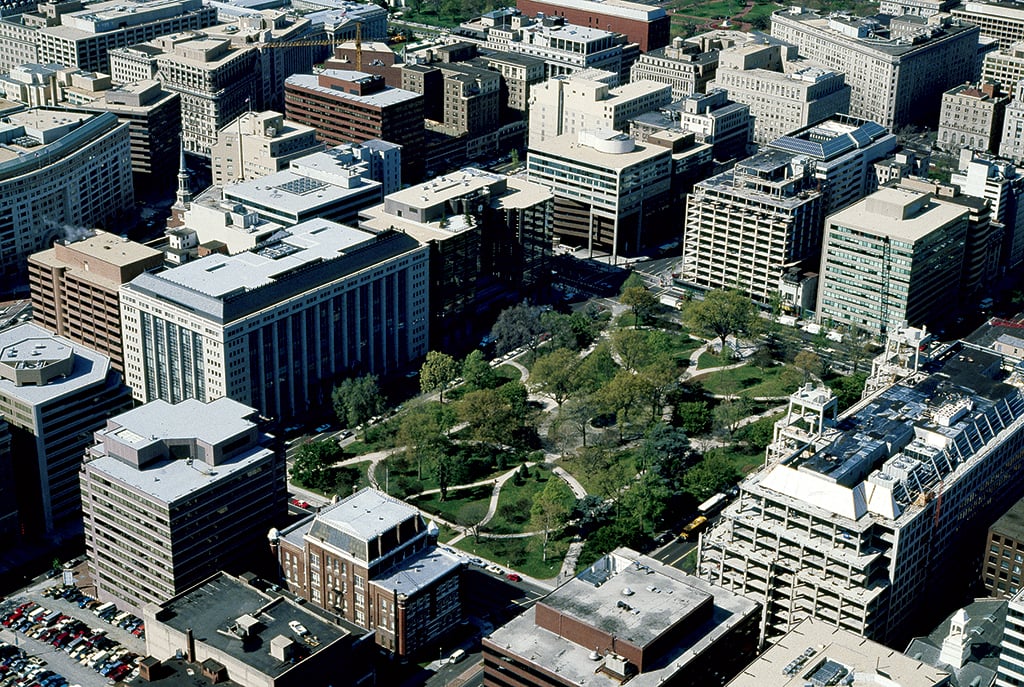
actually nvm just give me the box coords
[680,515,708,541]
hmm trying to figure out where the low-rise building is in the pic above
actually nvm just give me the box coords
[629,35,720,100]
[80,398,286,610]
[210,110,323,185]
[482,548,760,687]
[629,89,752,163]
[905,600,1005,687]
[275,488,463,657]
[938,81,1009,155]
[142,571,375,687]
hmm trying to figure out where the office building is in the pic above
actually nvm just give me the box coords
[359,167,553,350]
[629,35,720,100]
[482,548,760,687]
[477,51,546,117]
[984,42,1024,91]
[300,0,387,43]
[142,571,375,687]
[768,115,897,214]
[905,600,1005,687]
[275,488,463,657]
[402,56,502,136]
[0,323,132,537]
[210,110,323,185]
[682,150,824,305]
[527,70,671,146]
[629,89,752,162]
[284,69,424,180]
[514,0,669,52]
[527,129,672,259]
[109,33,258,156]
[817,187,968,335]
[80,398,286,610]
[458,10,627,79]
[984,497,1024,597]
[998,588,1024,687]
[27,230,162,373]
[953,1,1024,50]
[770,8,981,130]
[0,107,133,287]
[710,41,851,145]
[120,219,429,422]
[701,346,1024,646]
[323,40,402,87]
[951,150,1024,269]
[938,81,1009,154]
[0,0,217,74]
[880,0,958,17]
[726,617,950,687]
[0,422,16,549]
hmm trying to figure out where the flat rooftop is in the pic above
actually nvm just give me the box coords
[828,187,969,242]
[31,230,161,269]
[99,397,256,452]
[727,617,949,687]
[286,71,421,108]
[222,160,381,218]
[385,167,504,209]
[522,0,667,21]
[372,546,464,596]
[0,323,111,406]
[311,487,421,543]
[155,573,356,678]
[992,495,1024,542]
[529,132,668,170]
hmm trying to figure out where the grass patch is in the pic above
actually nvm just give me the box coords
[493,364,523,382]
[380,443,525,498]
[485,467,551,534]
[696,349,739,370]
[411,485,493,523]
[678,549,698,573]
[437,523,461,543]
[719,444,765,476]
[696,363,800,399]
[456,533,570,580]
[344,418,399,455]
[559,448,638,498]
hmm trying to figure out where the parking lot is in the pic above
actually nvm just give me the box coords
[0,579,148,686]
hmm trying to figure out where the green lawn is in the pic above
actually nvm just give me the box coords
[456,533,570,580]
[559,449,637,498]
[720,445,766,476]
[411,485,493,524]
[697,363,800,399]
[696,349,737,370]
[484,468,551,534]
[377,443,520,498]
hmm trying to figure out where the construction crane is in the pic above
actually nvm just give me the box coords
[251,23,363,69]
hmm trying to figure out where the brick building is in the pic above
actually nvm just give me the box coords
[274,488,462,657]
[285,69,424,181]
[984,497,1024,598]
[515,0,669,51]
[938,81,1009,155]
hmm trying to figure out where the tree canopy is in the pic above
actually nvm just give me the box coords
[291,440,344,493]
[491,303,546,355]
[420,350,459,402]
[530,348,580,407]
[620,285,659,329]
[685,289,759,349]
[530,477,575,562]
[331,375,384,429]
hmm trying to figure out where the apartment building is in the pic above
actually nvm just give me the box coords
[629,35,720,100]
[0,108,133,287]
[27,230,162,372]
[515,0,668,52]
[527,70,671,146]
[629,89,753,162]
[285,69,424,181]
[459,10,626,79]
[953,0,1024,50]
[359,167,553,350]
[109,33,257,156]
[710,41,851,144]
[80,398,285,610]
[275,488,463,656]
[0,0,217,74]
[119,219,429,421]
[952,150,1024,269]
[143,572,375,687]
[210,110,323,185]
[402,58,501,135]
[984,498,1024,598]
[700,346,1024,646]
[768,115,897,214]
[528,129,673,259]
[682,150,824,305]
[483,548,760,687]
[771,8,981,130]
[938,81,1009,154]
[0,323,132,538]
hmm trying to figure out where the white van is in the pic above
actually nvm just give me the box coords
[448,649,466,664]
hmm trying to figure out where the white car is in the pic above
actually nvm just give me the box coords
[487,564,504,575]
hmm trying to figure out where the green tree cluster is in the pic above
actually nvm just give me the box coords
[291,440,345,494]
[332,375,384,429]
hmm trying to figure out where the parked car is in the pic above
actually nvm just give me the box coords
[314,424,331,433]
[506,573,521,582]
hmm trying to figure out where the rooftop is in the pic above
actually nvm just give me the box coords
[0,323,112,406]
[828,187,969,242]
[991,496,1024,542]
[310,488,421,543]
[770,116,890,160]
[728,617,950,687]
[98,397,256,452]
[905,599,1005,687]
[528,131,669,170]
[154,573,361,678]
[372,546,464,596]
[519,0,667,21]
[286,71,421,108]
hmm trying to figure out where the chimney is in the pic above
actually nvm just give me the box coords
[186,627,196,663]
[981,81,999,98]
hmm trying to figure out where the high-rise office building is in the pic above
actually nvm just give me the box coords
[629,35,721,100]
[80,397,286,610]
[120,219,429,422]
[210,110,323,186]
[28,230,163,372]
[770,8,981,130]
[953,0,1024,50]
[0,323,132,537]
[816,187,969,334]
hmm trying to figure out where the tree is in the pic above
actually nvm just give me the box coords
[458,388,517,445]
[713,399,749,438]
[598,370,647,438]
[530,478,575,562]
[420,350,458,402]
[620,272,646,294]
[794,350,823,383]
[738,415,775,451]
[509,148,519,166]
[750,345,776,374]
[491,303,545,355]
[332,375,384,429]
[397,402,455,479]
[558,394,597,448]
[828,372,868,411]
[575,342,618,393]
[677,401,712,436]
[497,381,529,428]
[620,471,671,534]
[684,289,758,350]
[530,348,580,407]
[461,349,495,390]
[455,501,488,541]
[434,451,466,501]
[292,440,343,493]
[682,450,739,501]
[543,311,598,351]
[637,362,678,422]
[620,285,659,329]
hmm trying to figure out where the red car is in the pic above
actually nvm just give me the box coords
[506,573,521,582]
[289,498,311,509]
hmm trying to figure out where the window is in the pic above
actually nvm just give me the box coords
[310,553,320,569]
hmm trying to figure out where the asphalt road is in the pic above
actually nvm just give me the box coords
[649,537,698,569]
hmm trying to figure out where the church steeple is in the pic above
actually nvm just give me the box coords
[176,137,191,207]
